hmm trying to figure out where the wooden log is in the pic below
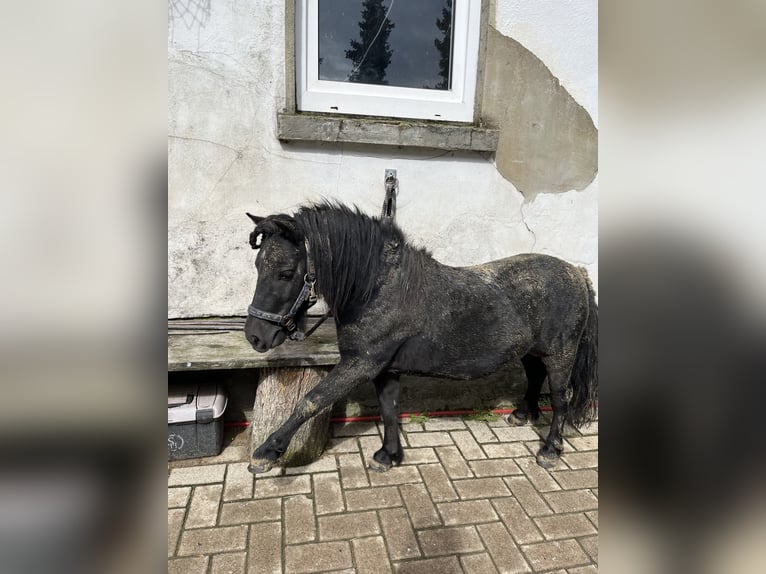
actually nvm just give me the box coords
[250,366,333,467]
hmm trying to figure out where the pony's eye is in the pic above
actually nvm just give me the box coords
[279,271,294,281]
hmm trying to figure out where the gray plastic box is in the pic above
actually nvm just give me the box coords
[168,383,228,461]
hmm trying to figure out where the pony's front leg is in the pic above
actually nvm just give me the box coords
[249,358,382,474]
[369,373,403,472]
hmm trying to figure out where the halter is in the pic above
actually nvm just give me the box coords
[247,239,322,341]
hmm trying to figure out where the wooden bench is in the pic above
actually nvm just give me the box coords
[168,317,340,466]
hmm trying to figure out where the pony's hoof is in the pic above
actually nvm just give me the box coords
[509,410,528,426]
[248,459,275,474]
[368,459,392,473]
[535,449,560,469]
[368,449,403,472]
[509,409,541,426]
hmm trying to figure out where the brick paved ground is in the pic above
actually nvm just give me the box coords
[168,413,598,573]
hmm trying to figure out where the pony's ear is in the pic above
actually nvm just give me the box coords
[273,218,299,242]
[251,216,300,247]
[246,212,264,226]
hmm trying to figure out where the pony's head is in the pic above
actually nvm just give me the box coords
[244,212,309,352]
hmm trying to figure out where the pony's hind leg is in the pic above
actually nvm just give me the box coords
[369,373,403,472]
[536,356,574,469]
[510,355,546,426]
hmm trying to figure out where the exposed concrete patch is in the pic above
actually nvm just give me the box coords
[481,27,598,197]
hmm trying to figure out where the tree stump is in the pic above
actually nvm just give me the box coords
[250,366,333,467]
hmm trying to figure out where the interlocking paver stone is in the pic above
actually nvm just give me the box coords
[400,448,438,465]
[219,498,281,525]
[579,535,598,561]
[223,463,255,501]
[359,434,385,462]
[460,552,499,573]
[586,510,598,528]
[248,522,282,574]
[319,510,380,541]
[168,556,208,574]
[477,521,531,574]
[338,452,370,489]
[400,422,424,433]
[345,486,402,511]
[285,495,316,544]
[285,541,352,574]
[464,420,499,443]
[254,475,311,499]
[454,477,511,500]
[168,508,185,557]
[520,539,590,571]
[551,469,598,490]
[333,421,379,437]
[177,524,248,556]
[491,498,544,545]
[406,432,454,447]
[325,436,360,454]
[561,451,598,469]
[394,556,462,574]
[505,476,553,516]
[419,463,458,502]
[211,552,246,574]
[417,525,483,556]
[483,442,530,459]
[313,472,345,514]
[169,464,227,486]
[368,464,422,487]
[542,490,598,513]
[451,431,486,460]
[569,564,598,574]
[424,418,466,431]
[186,484,222,528]
[437,499,498,525]
[492,426,541,442]
[514,457,561,492]
[399,483,442,529]
[353,536,392,574]
[436,446,474,479]
[534,513,597,540]
[284,455,338,475]
[567,436,598,451]
[379,508,420,560]
[168,486,191,508]
[469,458,522,477]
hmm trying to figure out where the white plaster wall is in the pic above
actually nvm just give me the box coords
[168,0,597,317]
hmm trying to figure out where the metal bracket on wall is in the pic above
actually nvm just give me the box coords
[382,169,398,220]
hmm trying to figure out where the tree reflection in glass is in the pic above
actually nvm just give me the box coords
[318,0,454,90]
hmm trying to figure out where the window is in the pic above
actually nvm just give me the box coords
[296,0,482,123]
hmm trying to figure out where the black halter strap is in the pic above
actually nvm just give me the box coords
[247,239,325,341]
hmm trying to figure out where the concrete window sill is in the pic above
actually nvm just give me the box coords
[277,112,499,152]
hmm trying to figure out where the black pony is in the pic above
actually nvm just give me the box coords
[244,202,597,472]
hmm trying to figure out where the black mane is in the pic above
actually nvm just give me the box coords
[293,202,421,316]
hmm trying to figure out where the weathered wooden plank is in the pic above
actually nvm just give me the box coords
[167,321,340,371]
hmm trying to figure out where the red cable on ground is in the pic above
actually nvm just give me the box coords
[224,406,557,427]
[329,406,554,424]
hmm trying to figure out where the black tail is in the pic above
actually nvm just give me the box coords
[566,270,598,427]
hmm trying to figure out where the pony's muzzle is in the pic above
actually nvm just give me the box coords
[245,318,286,352]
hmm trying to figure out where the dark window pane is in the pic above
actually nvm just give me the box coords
[318,0,454,90]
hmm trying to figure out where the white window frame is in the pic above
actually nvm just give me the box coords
[296,0,482,123]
